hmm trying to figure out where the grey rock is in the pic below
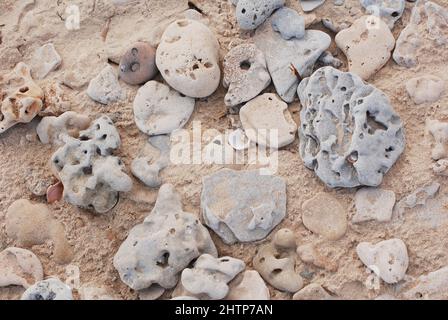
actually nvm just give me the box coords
[318,51,343,68]
[51,115,132,213]
[21,278,73,300]
[360,0,405,29]
[300,0,326,12]
[298,67,405,188]
[254,20,331,102]
[201,169,286,244]
[271,7,305,40]
[234,0,285,30]
[114,184,217,290]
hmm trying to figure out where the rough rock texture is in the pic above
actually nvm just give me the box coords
[402,266,448,300]
[271,7,305,40]
[131,135,171,188]
[356,238,409,284]
[119,42,157,85]
[302,193,347,240]
[201,169,287,244]
[405,75,445,104]
[353,188,396,223]
[433,159,448,176]
[426,119,448,160]
[87,65,125,104]
[174,254,245,300]
[253,229,303,292]
[234,0,285,30]
[223,43,271,107]
[133,81,195,136]
[359,0,405,29]
[30,43,62,80]
[239,93,297,148]
[227,270,270,300]
[298,67,405,188]
[335,15,395,80]
[0,63,44,134]
[21,278,73,300]
[37,111,91,145]
[0,247,43,288]
[114,184,217,291]
[156,19,221,98]
[39,82,71,117]
[394,182,440,217]
[254,19,331,102]
[393,0,448,68]
[293,283,333,300]
[51,115,132,213]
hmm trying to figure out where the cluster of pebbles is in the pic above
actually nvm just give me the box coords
[0,0,448,300]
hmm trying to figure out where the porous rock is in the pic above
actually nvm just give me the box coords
[271,7,305,40]
[0,247,43,288]
[119,42,157,85]
[335,16,395,80]
[201,169,286,244]
[21,278,73,300]
[223,43,271,107]
[156,19,220,98]
[31,43,62,80]
[402,266,448,300]
[24,167,55,197]
[360,0,405,29]
[37,111,91,145]
[87,65,125,104]
[51,115,132,213]
[254,19,331,102]
[133,81,195,136]
[239,93,297,148]
[298,67,405,188]
[39,82,71,117]
[356,238,409,284]
[233,0,285,30]
[353,188,396,223]
[174,254,245,300]
[253,229,303,292]
[405,75,445,105]
[0,62,44,134]
[114,184,217,290]
[227,270,270,300]
[302,193,347,240]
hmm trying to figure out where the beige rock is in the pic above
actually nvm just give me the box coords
[31,43,62,79]
[353,188,396,223]
[227,270,270,300]
[293,283,332,300]
[426,119,448,160]
[37,111,91,145]
[302,193,347,240]
[0,247,43,288]
[433,159,448,177]
[296,243,338,272]
[335,16,395,80]
[405,75,445,104]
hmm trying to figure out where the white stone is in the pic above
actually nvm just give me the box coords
[37,111,91,145]
[405,75,445,104]
[31,43,62,79]
[300,0,326,12]
[0,247,43,288]
[21,278,73,300]
[227,270,270,300]
[353,188,396,223]
[87,65,125,104]
[426,119,448,160]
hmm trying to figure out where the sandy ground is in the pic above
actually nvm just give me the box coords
[1,0,448,300]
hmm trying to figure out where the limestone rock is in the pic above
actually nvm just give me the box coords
[405,75,445,104]
[39,82,71,117]
[426,119,448,160]
[360,0,405,29]
[31,43,62,79]
[233,0,285,30]
[394,182,440,217]
[402,266,448,300]
[37,111,91,145]
[300,0,326,12]
[138,285,165,300]
[239,93,297,148]
[201,169,286,244]
[298,67,405,188]
[223,43,271,107]
[356,238,409,284]
[271,7,305,40]
[335,16,395,80]
[114,184,217,290]
[0,247,43,288]
[21,278,73,300]
[133,80,195,136]
[87,65,125,104]
[119,42,157,85]
[302,193,347,240]
[293,283,332,300]
[227,270,270,300]
[353,188,396,223]
[156,19,220,98]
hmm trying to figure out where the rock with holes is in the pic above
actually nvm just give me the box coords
[233,0,285,30]
[0,62,44,134]
[335,16,395,80]
[302,193,347,240]
[402,266,448,300]
[240,93,297,148]
[406,75,445,105]
[131,135,171,188]
[360,0,405,29]
[173,254,245,300]
[293,283,333,300]
[30,43,62,79]
[119,42,157,85]
[0,247,43,289]
[50,115,132,213]
[271,7,305,40]
[223,43,271,107]
[426,119,448,160]
[156,19,220,98]
[87,65,125,104]
[356,238,409,284]
[353,188,396,223]
[298,67,405,188]
[393,0,448,68]
[37,111,91,145]
[227,270,270,300]
[201,169,286,244]
[21,278,73,300]
[133,81,195,136]
[114,184,217,291]
[253,229,303,292]
[254,20,331,102]
[299,0,326,12]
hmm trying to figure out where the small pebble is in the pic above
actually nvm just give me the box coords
[119,42,157,85]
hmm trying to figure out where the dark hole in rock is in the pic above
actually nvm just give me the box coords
[131,48,138,55]
[157,252,170,268]
[366,111,387,133]
[391,11,399,17]
[240,60,251,70]
[19,86,29,93]
[130,62,140,72]
[188,1,203,14]
[272,268,282,275]
[82,166,92,175]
